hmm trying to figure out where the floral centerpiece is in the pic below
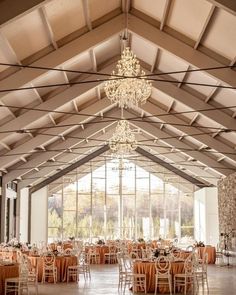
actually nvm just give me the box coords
[154,249,160,258]
[97,239,105,245]
[6,238,23,249]
[137,238,145,243]
[194,241,205,247]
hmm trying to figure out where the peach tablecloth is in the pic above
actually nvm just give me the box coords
[29,255,77,282]
[0,263,19,294]
[85,245,110,264]
[197,246,216,264]
[133,260,185,293]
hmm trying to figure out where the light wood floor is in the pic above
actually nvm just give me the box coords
[37,264,236,295]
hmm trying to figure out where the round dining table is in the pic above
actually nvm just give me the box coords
[0,263,19,294]
[29,255,77,282]
[197,246,216,264]
[133,260,186,293]
[85,245,110,264]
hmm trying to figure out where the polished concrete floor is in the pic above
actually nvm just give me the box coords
[37,264,236,295]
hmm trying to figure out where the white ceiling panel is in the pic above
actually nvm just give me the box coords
[212,88,236,112]
[151,88,173,108]
[2,133,28,148]
[1,10,51,61]
[94,35,120,65]
[132,0,167,21]
[33,70,67,97]
[1,89,40,108]
[0,108,14,123]
[202,8,236,60]
[89,0,121,21]
[219,132,236,146]
[185,69,218,97]
[131,34,157,66]
[172,100,196,122]
[195,114,223,130]
[45,0,86,41]
[157,49,189,81]
[25,115,52,131]
[75,88,97,108]
[0,34,16,73]
[167,0,213,40]
[63,51,92,81]
[55,100,75,115]
[0,53,9,73]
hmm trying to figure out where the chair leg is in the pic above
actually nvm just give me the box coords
[154,276,157,295]
[169,278,172,295]
[67,270,69,283]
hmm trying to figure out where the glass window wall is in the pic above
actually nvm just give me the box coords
[48,158,194,242]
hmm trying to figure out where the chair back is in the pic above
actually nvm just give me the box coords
[129,251,139,259]
[170,250,182,261]
[122,254,133,272]
[2,251,13,262]
[184,254,194,275]
[155,256,171,275]
[19,254,29,278]
[42,252,55,267]
[79,251,89,265]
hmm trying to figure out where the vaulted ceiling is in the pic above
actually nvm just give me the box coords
[0,0,235,192]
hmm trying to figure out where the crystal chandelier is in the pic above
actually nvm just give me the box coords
[104,47,152,108]
[109,120,137,158]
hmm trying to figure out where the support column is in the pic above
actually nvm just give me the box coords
[0,179,6,242]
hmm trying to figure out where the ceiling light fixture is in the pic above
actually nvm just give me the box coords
[104,47,152,108]
[109,119,137,158]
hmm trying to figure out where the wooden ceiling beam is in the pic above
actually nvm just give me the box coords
[0,0,48,26]
[207,0,236,16]
[128,14,236,87]
[0,14,125,101]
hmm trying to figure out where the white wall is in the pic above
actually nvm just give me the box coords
[31,187,48,244]
[194,187,219,246]
[19,188,29,242]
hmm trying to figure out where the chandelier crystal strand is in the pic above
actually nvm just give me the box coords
[109,120,137,158]
[104,47,152,108]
